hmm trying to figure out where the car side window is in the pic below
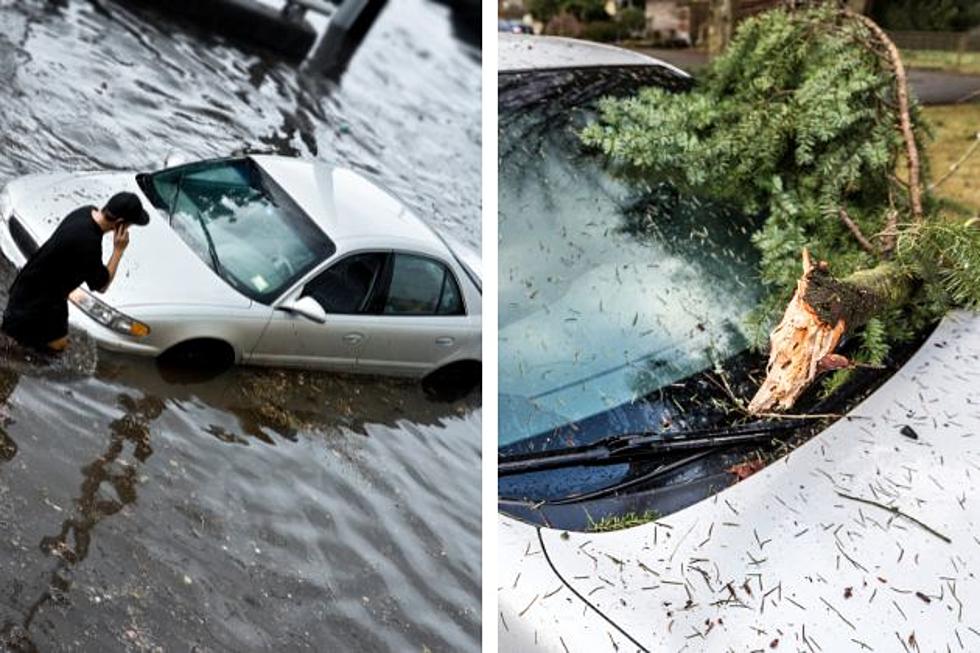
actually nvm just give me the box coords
[436,268,464,316]
[302,253,386,314]
[384,254,464,316]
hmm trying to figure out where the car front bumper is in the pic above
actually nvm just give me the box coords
[66,304,161,356]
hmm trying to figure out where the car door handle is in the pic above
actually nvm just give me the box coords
[435,336,455,347]
[343,333,364,344]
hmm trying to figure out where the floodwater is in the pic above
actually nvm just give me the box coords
[0,1,481,651]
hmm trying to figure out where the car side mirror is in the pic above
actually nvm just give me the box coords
[281,296,327,324]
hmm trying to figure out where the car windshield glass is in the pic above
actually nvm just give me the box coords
[142,158,335,303]
[499,67,764,451]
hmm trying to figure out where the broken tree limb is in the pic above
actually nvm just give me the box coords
[845,10,924,222]
[747,249,913,414]
[838,207,876,254]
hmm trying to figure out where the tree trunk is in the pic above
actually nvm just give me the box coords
[747,249,913,414]
[707,0,733,57]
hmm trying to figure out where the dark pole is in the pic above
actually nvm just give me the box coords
[304,0,388,77]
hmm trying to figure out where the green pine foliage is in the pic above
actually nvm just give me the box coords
[898,218,980,309]
[580,5,980,386]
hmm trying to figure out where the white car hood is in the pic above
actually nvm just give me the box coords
[500,310,980,651]
[7,171,251,310]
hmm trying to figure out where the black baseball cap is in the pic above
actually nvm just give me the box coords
[104,192,150,226]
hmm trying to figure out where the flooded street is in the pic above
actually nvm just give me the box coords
[0,1,481,650]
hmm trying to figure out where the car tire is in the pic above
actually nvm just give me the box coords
[422,360,481,402]
[157,339,235,383]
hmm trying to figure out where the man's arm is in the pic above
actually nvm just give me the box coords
[96,224,129,293]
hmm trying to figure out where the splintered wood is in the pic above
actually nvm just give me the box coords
[748,250,846,415]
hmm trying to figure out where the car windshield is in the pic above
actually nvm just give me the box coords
[140,157,335,303]
[499,67,764,452]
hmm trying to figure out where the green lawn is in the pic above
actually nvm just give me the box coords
[922,104,980,213]
[587,510,660,532]
[903,49,980,75]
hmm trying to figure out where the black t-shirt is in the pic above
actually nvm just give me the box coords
[2,206,109,345]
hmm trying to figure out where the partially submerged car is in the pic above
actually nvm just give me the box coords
[0,156,481,380]
[498,34,980,650]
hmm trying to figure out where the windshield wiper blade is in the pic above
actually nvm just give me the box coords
[197,215,222,273]
[498,420,811,477]
[167,172,222,273]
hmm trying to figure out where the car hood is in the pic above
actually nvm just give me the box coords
[6,171,250,310]
[499,311,980,651]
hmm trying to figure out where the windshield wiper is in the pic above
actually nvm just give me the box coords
[166,172,222,273]
[498,419,815,476]
[195,212,222,273]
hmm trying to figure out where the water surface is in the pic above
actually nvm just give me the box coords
[0,1,481,650]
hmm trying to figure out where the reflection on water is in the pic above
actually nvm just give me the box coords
[0,0,480,650]
[3,393,161,649]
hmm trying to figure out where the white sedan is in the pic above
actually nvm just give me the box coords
[0,155,481,380]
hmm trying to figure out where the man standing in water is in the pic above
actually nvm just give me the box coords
[1,192,149,353]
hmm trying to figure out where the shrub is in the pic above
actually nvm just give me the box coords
[581,20,621,42]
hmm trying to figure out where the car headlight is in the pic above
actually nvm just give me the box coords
[69,288,151,338]
[0,186,12,222]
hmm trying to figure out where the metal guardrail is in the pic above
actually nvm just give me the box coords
[129,0,387,70]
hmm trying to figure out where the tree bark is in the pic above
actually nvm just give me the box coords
[747,249,913,414]
[846,10,924,225]
[707,0,733,57]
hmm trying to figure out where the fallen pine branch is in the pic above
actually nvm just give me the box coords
[748,249,912,414]
[846,10,924,222]
[580,6,980,417]
[835,491,951,544]
[838,207,876,254]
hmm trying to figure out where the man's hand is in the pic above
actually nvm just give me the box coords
[113,223,130,252]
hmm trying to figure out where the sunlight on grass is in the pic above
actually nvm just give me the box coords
[587,510,660,532]
[903,49,980,75]
[923,104,980,213]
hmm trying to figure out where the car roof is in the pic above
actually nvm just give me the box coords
[498,33,689,77]
[250,155,451,259]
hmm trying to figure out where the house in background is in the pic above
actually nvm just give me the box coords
[644,0,872,48]
[645,1,691,44]
[644,1,712,45]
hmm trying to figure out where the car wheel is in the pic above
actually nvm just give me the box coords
[422,360,481,402]
[157,339,235,383]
